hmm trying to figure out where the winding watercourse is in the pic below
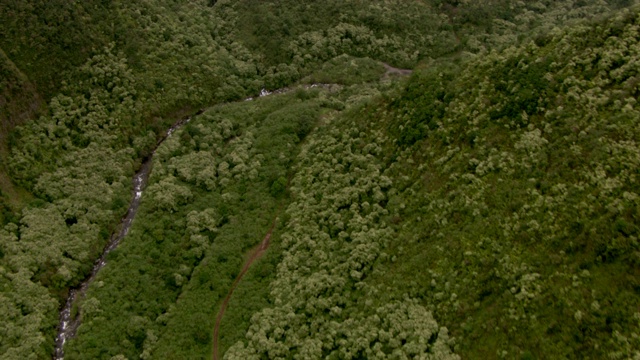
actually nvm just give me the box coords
[52,84,336,359]
[52,72,411,358]
[53,114,194,359]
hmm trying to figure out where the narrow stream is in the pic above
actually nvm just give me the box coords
[52,82,347,359]
[53,115,194,360]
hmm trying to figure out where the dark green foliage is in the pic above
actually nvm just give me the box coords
[390,68,454,147]
[364,8,640,358]
[0,49,43,142]
[1,1,639,359]
[232,0,444,66]
[302,55,386,86]
[62,89,328,359]
[488,55,553,124]
[0,0,111,98]
[270,177,288,198]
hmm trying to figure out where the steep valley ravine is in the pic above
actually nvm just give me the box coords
[54,114,194,360]
[52,84,322,359]
[52,66,412,358]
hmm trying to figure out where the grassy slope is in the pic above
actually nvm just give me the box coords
[64,89,330,359]
[0,48,38,219]
[208,6,640,359]
[361,8,640,358]
[231,0,452,67]
[0,1,638,359]
[0,0,113,99]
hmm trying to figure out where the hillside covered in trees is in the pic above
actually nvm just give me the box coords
[1,0,640,359]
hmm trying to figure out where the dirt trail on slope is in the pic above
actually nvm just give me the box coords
[383,62,413,77]
[212,220,276,360]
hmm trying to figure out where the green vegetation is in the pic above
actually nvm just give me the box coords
[368,9,640,357]
[301,55,386,86]
[1,0,640,359]
[63,90,327,359]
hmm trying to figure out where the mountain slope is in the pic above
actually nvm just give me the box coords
[1,1,639,359]
[365,8,640,358]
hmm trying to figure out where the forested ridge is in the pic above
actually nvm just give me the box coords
[1,0,640,359]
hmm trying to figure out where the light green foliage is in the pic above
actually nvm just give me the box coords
[168,151,218,190]
[225,111,457,358]
[63,90,331,359]
[448,0,618,52]
[231,0,460,73]
[0,264,58,360]
[1,1,639,359]
[364,7,640,358]
[1,1,268,355]
[288,22,422,68]
[147,176,193,212]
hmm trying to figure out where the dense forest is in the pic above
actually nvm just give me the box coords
[1,0,640,359]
